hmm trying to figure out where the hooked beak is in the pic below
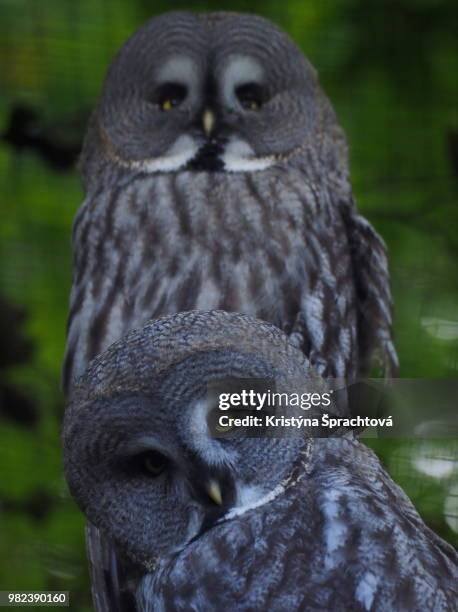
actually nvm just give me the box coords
[202,109,215,138]
[205,479,223,506]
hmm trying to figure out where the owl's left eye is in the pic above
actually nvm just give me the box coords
[235,83,267,111]
[154,82,188,111]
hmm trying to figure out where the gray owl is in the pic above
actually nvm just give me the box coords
[63,11,399,610]
[63,311,457,612]
[63,10,397,394]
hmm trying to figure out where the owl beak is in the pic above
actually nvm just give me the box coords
[205,479,223,506]
[202,109,215,138]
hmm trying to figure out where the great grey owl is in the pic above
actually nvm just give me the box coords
[63,10,399,610]
[63,10,397,395]
[63,311,457,612]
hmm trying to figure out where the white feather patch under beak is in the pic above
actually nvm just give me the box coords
[222,138,275,172]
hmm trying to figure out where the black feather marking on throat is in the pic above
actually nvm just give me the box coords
[187,141,225,172]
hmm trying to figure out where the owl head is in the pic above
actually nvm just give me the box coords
[82,11,347,187]
[63,311,325,568]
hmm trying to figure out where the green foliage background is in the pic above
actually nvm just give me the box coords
[0,1,456,609]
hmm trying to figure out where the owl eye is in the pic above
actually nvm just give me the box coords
[154,82,188,111]
[215,420,233,433]
[235,83,266,111]
[141,450,169,476]
[207,407,234,434]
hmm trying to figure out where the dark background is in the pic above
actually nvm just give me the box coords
[0,1,457,609]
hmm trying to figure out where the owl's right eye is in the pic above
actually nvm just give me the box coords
[154,82,188,111]
[140,450,169,476]
[215,419,233,433]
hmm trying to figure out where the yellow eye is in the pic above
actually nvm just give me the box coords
[154,83,188,111]
[215,420,233,433]
[161,99,173,111]
[235,83,266,111]
[142,451,168,476]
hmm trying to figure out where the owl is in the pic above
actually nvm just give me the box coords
[63,10,397,395]
[63,11,398,609]
[63,311,457,612]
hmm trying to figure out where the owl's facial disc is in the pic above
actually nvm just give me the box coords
[101,48,306,175]
[86,12,322,187]
[145,54,278,174]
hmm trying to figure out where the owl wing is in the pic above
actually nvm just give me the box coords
[341,200,398,376]
[84,522,122,612]
[288,202,397,379]
[289,96,398,378]
[85,522,139,612]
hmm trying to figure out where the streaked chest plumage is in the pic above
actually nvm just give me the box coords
[64,167,356,387]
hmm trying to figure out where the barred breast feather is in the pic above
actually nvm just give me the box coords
[63,165,369,391]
